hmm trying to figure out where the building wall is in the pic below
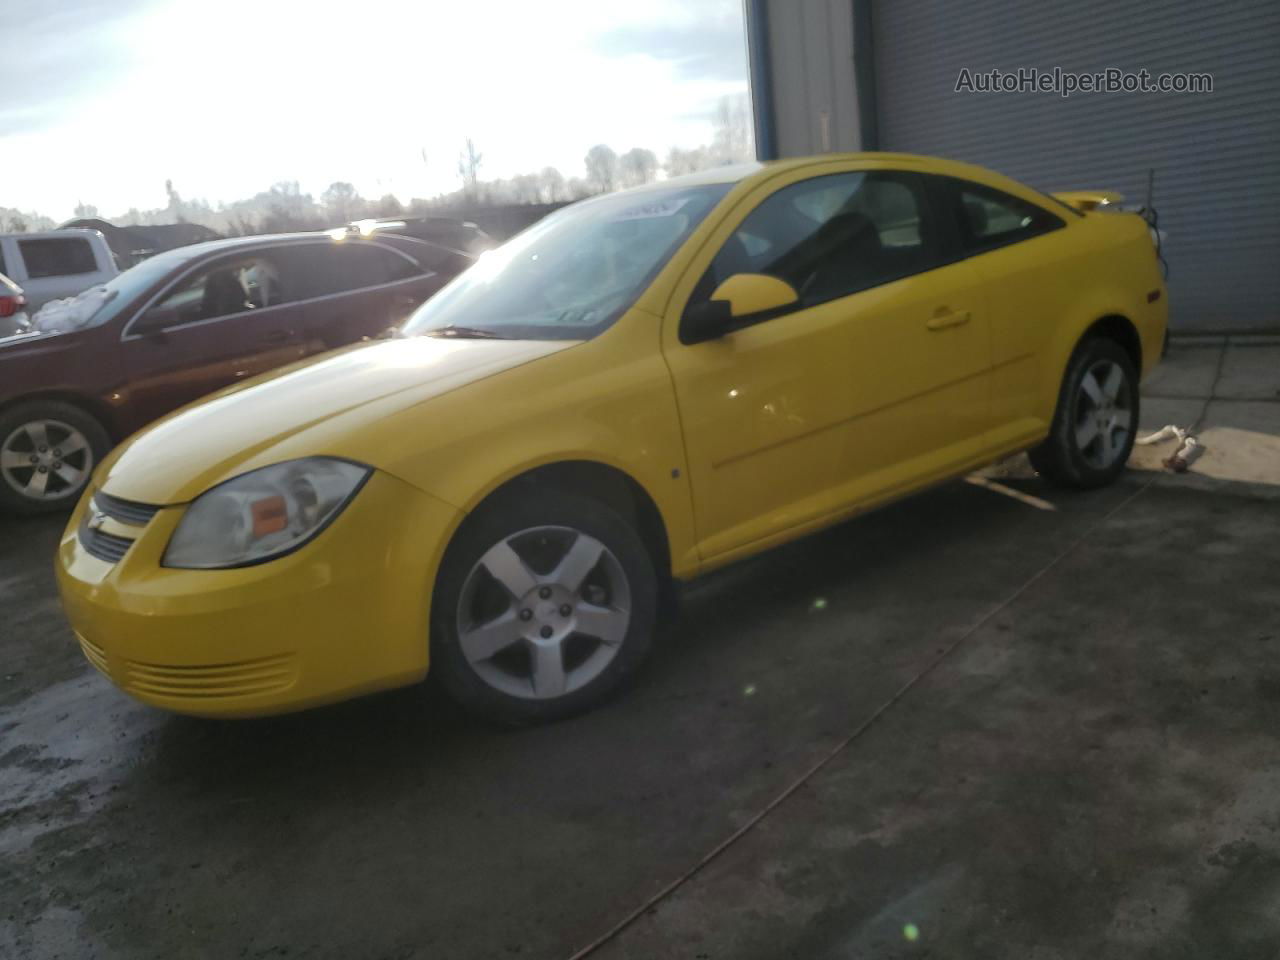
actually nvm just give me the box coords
[758,0,863,157]
[753,0,1280,332]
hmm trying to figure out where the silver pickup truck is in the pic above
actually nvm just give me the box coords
[0,229,119,313]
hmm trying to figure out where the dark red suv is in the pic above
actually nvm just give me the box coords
[0,231,471,513]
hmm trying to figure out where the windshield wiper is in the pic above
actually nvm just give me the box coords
[424,325,509,340]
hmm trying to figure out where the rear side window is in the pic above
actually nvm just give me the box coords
[336,243,422,287]
[276,243,422,300]
[946,180,1064,253]
[18,237,98,278]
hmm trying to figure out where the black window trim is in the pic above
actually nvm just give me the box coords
[120,238,430,341]
[679,169,951,341]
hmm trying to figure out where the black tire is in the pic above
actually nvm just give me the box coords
[0,400,110,515]
[431,488,658,725]
[1029,336,1140,489]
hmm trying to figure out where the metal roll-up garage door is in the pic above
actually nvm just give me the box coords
[871,0,1280,333]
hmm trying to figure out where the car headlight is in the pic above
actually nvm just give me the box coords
[162,458,371,569]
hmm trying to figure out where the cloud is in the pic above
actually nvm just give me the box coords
[593,1,749,83]
[0,0,161,134]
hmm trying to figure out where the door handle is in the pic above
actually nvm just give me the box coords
[926,309,971,331]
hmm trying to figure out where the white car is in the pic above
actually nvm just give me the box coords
[0,229,119,312]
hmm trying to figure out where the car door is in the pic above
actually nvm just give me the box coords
[927,176,1073,448]
[119,251,309,428]
[662,164,992,563]
[272,240,445,354]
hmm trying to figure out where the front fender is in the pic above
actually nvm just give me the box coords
[346,314,700,579]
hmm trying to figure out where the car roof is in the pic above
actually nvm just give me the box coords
[149,230,444,265]
[0,227,107,241]
[644,152,1047,208]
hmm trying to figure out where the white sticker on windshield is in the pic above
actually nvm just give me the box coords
[615,197,691,221]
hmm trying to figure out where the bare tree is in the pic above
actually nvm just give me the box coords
[458,138,484,199]
[375,193,404,217]
[538,166,567,203]
[584,144,619,194]
[510,174,542,204]
[321,181,362,224]
[710,93,753,166]
[664,145,710,177]
[619,148,658,188]
[5,215,28,233]
[73,202,100,219]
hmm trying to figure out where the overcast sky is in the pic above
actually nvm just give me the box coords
[1,0,751,221]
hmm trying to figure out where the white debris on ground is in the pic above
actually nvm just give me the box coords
[28,286,113,334]
[1136,424,1205,472]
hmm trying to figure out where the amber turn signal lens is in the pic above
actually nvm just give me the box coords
[251,495,288,538]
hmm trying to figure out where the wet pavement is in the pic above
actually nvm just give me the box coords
[2,340,1278,959]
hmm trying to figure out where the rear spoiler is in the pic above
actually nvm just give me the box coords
[1051,190,1125,213]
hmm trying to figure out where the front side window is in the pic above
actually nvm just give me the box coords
[19,237,98,278]
[688,171,938,316]
[948,180,1064,253]
[139,256,285,331]
[402,183,731,341]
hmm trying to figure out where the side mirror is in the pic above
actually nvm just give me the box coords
[711,273,798,318]
[681,273,799,344]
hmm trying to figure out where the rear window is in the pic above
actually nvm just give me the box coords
[19,237,98,278]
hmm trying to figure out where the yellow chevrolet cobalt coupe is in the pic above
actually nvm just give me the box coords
[58,154,1166,722]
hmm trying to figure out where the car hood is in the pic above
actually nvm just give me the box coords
[97,336,577,504]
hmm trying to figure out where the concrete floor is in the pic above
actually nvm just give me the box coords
[2,340,1278,959]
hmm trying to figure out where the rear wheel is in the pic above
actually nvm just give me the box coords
[0,401,109,514]
[1029,337,1139,488]
[431,489,657,724]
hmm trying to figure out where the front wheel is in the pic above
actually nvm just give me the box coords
[1029,337,1139,488]
[431,489,657,724]
[0,401,110,515]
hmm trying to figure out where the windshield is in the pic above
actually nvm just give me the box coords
[402,183,731,340]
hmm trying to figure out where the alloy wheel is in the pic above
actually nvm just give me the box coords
[0,419,93,502]
[1073,358,1133,470]
[456,525,631,700]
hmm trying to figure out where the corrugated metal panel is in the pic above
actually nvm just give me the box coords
[872,0,1280,332]
[768,0,862,155]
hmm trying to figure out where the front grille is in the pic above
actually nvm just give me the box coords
[81,527,135,563]
[77,632,110,677]
[94,490,160,526]
[123,653,298,701]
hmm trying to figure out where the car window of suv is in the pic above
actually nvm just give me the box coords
[688,171,938,317]
[18,237,98,278]
[138,256,286,331]
[947,179,1064,254]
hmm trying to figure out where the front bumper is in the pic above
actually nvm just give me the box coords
[56,470,461,717]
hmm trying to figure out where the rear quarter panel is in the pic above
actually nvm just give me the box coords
[969,209,1166,448]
